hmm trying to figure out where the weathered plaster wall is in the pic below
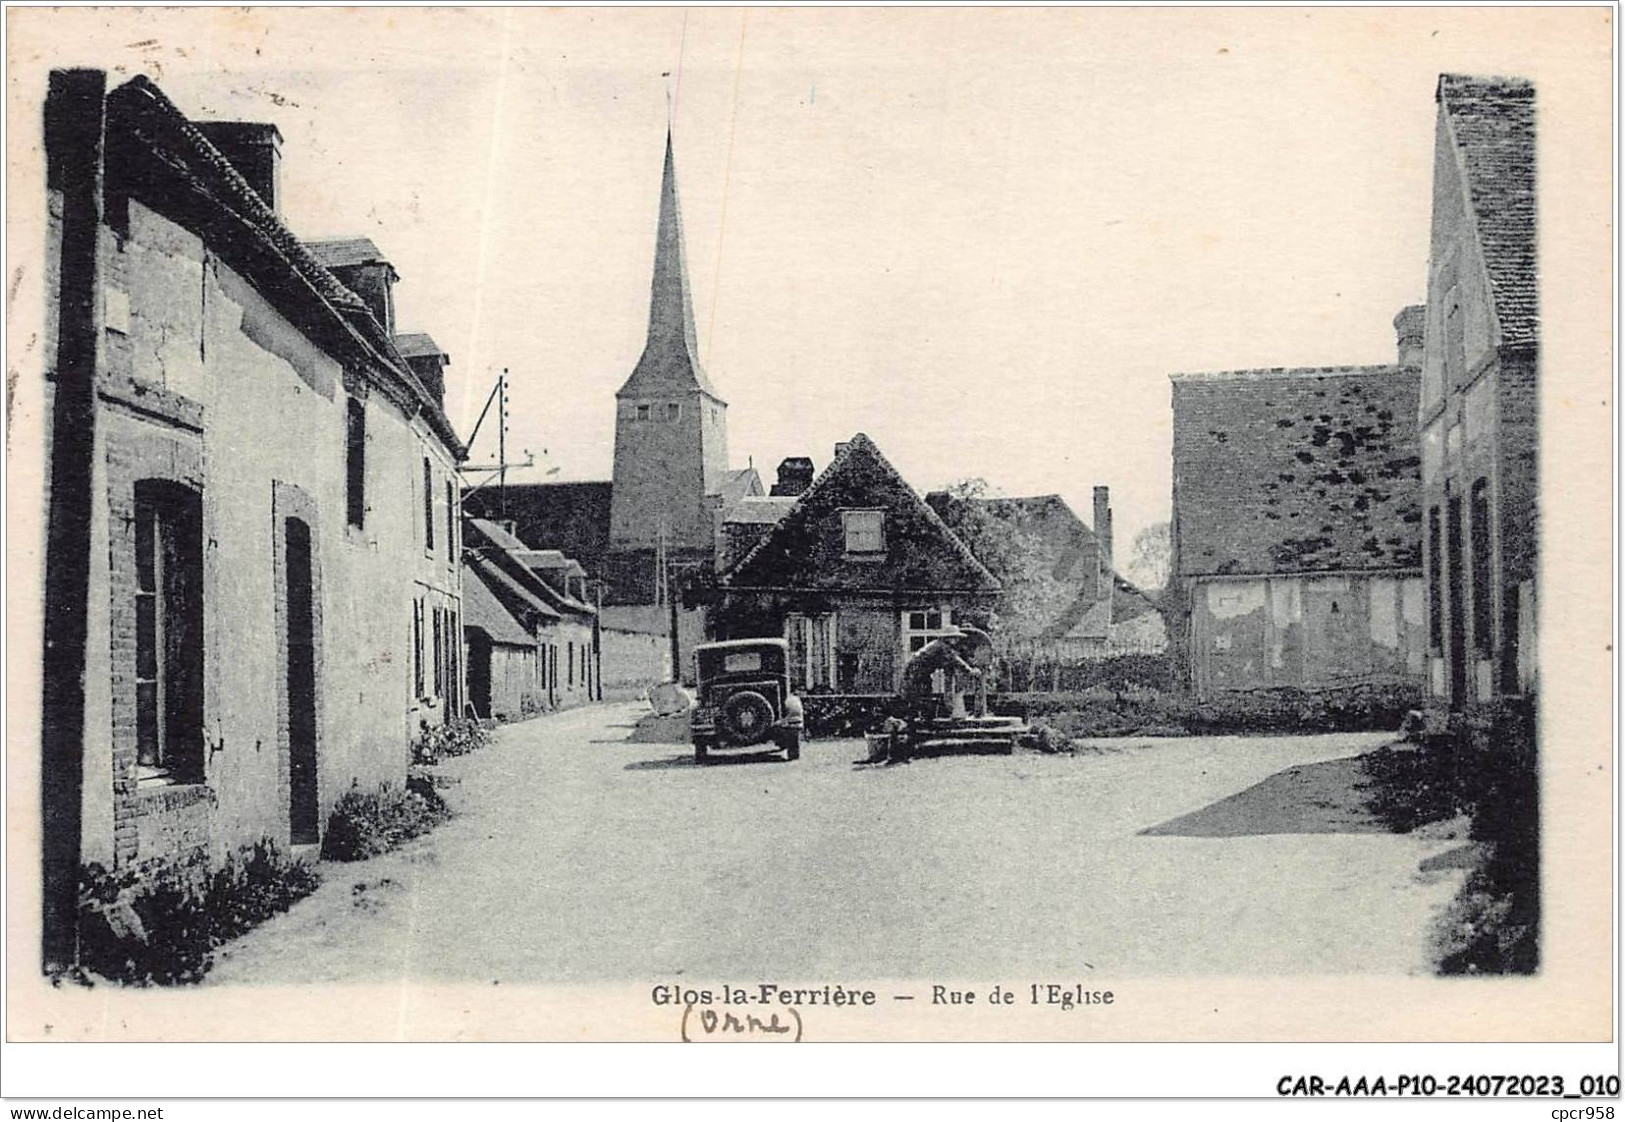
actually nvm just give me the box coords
[599,627,667,692]
[85,199,461,866]
[1188,574,1425,697]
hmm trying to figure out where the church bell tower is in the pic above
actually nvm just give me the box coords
[608,130,730,556]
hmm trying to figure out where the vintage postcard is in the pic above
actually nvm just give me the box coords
[2,3,1615,1096]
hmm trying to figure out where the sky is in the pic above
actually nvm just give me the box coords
[9,6,1611,557]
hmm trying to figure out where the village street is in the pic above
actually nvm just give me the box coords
[208,703,1467,986]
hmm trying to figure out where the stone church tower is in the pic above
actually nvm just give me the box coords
[608,131,730,556]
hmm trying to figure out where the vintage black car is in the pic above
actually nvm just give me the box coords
[690,638,804,764]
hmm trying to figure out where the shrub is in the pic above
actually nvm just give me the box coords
[76,839,319,986]
[412,716,492,765]
[1022,722,1075,754]
[1355,698,1539,974]
[1434,700,1539,974]
[801,696,896,739]
[993,680,1424,739]
[321,777,453,863]
[207,839,323,945]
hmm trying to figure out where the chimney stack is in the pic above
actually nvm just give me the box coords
[196,122,282,216]
[1093,485,1114,615]
[771,457,815,497]
[1394,304,1426,368]
[1092,486,1113,568]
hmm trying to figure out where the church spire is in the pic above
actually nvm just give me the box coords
[617,129,721,400]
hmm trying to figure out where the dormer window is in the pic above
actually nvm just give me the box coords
[843,509,885,556]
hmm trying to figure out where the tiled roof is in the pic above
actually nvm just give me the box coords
[1438,73,1537,348]
[517,550,588,582]
[462,559,541,646]
[723,495,797,526]
[462,481,614,577]
[305,236,395,272]
[722,433,1000,594]
[464,519,594,617]
[1046,574,1162,641]
[468,517,528,553]
[103,77,464,458]
[1171,365,1422,577]
[1169,364,1406,383]
[714,467,763,510]
[393,332,446,360]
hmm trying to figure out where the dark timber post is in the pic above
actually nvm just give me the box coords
[40,69,106,973]
[668,580,680,684]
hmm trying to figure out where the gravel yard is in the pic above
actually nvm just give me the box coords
[210,704,1465,985]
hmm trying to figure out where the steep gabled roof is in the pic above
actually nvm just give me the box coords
[722,433,1000,594]
[463,558,546,645]
[1437,74,1537,348]
[466,551,560,627]
[714,466,763,509]
[929,492,1102,586]
[465,518,594,617]
[617,131,721,401]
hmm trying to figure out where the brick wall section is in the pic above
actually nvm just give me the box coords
[1171,367,1423,578]
[1496,348,1539,587]
[101,410,206,867]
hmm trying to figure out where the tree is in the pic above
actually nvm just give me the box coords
[1125,520,1171,592]
[938,478,1077,641]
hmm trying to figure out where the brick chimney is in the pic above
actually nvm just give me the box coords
[1394,304,1426,368]
[771,457,815,497]
[1093,485,1114,619]
[195,122,282,216]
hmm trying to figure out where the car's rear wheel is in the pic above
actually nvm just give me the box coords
[719,690,774,746]
[779,729,801,762]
